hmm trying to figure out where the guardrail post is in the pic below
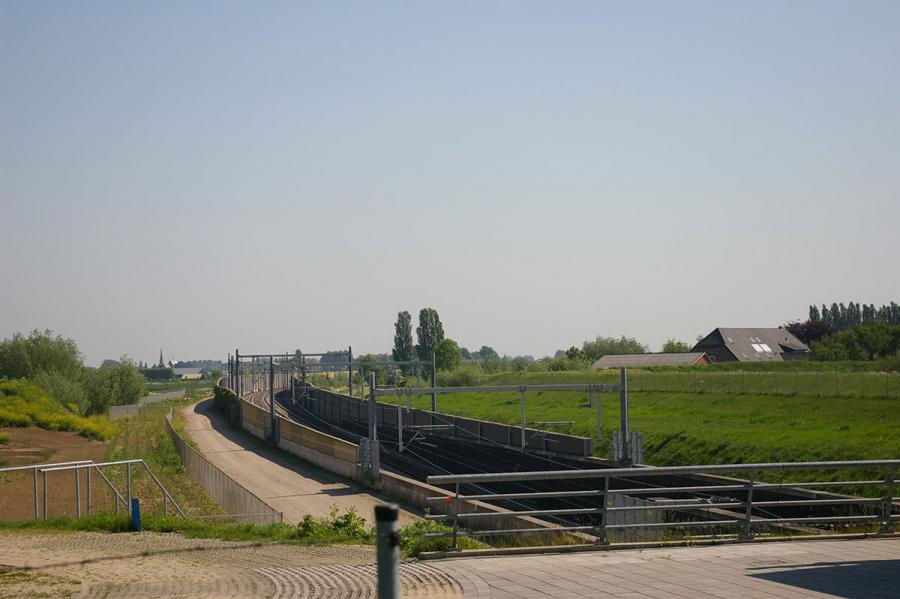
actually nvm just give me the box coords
[595,475,610,544]
[75,468,81,518]
[741,472,755,539]
[33,467,39,520]
[451,483,460,550]
[881,469,895,533]
[375,504,400,599]
[86,465,92,515]
[126,462,132,514]
[42,470,48,520]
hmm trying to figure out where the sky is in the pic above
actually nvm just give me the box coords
[2,1,899,366]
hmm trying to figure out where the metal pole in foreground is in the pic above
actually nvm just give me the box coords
[348,346,353,398]
[375,504,400,599]
[619,368,629,463]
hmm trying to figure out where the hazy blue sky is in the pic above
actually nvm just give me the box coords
[2,1,899,366]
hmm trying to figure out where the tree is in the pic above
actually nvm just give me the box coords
[783,320,838,346]
[83,358,145,414]
[581,335,648,361]
[356,353,386,385]
[810,322,900,361]
[565,346,586,360]
[808,305,821,321]
[478,346,499,361]
[662,339,691,353]
[434,338,462,371]
[415,308,444,361]
[391,311,414,365]
[0,329,83,381]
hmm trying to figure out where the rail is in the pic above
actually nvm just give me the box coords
[425,460,900,548]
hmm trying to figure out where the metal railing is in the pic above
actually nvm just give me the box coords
[424,460,900,549]
[373,372,627,456]
[1,459,185,520]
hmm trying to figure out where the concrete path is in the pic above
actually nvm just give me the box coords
[432,537,900,598]
[181,399,418,526]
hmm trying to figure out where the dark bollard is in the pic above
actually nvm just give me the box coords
[131,498,141,531]
[375,504,399,599]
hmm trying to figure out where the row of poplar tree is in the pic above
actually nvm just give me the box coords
[809,302,900,329]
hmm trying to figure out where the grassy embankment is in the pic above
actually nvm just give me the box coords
[0,380,111,441]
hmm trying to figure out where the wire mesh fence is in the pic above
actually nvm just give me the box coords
[593,369,900,399]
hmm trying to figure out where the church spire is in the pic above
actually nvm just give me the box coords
[159,348,164,368]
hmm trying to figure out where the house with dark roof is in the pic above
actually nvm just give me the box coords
[692,328,809,362]
[591,352,711,369]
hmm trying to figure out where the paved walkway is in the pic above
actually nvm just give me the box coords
[182,399,418,526]
[432,537,900,598]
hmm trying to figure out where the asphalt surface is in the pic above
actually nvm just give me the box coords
[183,398,418,525]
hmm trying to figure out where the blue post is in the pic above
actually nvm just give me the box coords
[131,498,141,531]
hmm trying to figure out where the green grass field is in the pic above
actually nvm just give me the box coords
[401,370,900,475]
[475,368,900,399]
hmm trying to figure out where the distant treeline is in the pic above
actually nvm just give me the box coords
[809,302,900,328]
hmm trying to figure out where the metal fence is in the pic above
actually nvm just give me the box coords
[108,389,187,420]
[424,460,900,549]
[613,369,899,399]
[0,459,185,520]
[140,388,185,406]
[165,409,282,524]
[108,404,141,421]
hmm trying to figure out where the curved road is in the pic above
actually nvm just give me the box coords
[182,398,418,525]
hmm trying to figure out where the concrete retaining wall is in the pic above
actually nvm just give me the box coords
[277,417,359,479]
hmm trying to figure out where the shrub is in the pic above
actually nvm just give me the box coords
[0,432,9,444]
[398,519,485,556]
[438,364,483,387]
[0,380,112,440]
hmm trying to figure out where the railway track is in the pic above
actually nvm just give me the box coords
[273,390,868,533]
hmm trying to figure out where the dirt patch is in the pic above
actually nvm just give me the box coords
[0,428,107,520]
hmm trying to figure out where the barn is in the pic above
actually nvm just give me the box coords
[692,328,809,362]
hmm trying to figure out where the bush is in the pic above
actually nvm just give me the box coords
[0,432,9,444]
[810,322,900,361]
[0,380,112,440]
[398,519,486,556]
[438,364,483,387]
[82,360,145,414]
